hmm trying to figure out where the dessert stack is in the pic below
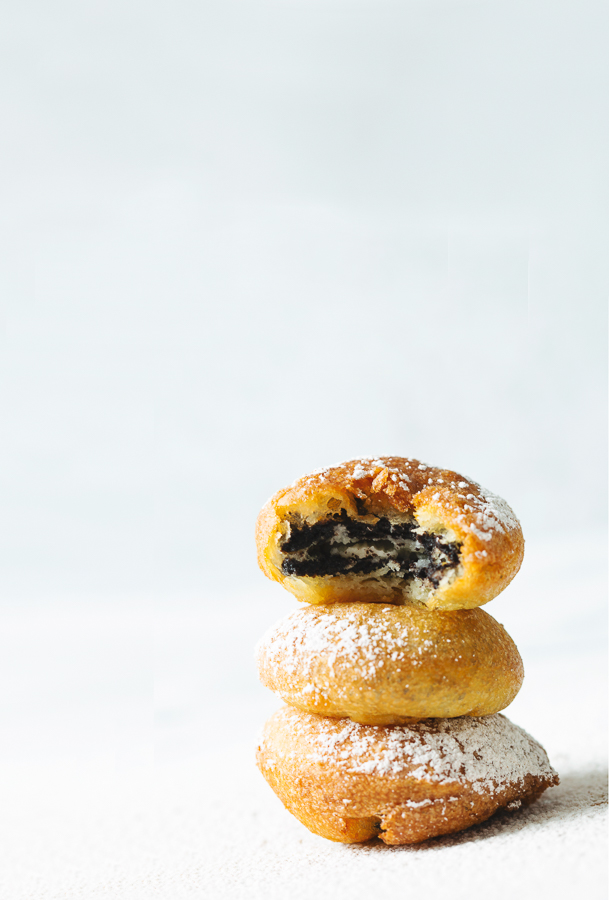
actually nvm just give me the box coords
[254,457,558,845]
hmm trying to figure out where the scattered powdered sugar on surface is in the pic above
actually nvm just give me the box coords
[272,709,556,793]
[467,485,520,533]
[285,457,519,544]
[257,606,434,685]
[447,481,520,544]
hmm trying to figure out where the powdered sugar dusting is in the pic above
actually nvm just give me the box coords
[285,456,520,545]
[256,605,436,687]
[268,708,557,794]
[470,485,520,533]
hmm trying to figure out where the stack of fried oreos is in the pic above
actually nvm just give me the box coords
[255,457,558,844]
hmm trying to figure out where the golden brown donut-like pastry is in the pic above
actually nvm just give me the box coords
[256,602,523,725]
[257,707,558,845]
[256,456,524,610]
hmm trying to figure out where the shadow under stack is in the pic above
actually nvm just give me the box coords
[254,457,558,845]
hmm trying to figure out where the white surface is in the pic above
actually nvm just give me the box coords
[1,533,606,899]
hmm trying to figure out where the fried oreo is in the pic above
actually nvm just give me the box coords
[256,457,524,610]
[256,602,523,725]
[257,707,558,845]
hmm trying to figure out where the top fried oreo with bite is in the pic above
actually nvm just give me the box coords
[256,456,524,610]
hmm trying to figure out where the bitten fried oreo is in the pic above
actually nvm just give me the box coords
[256,456,524,610]
[257,707,559,845]
[256,602,523,725]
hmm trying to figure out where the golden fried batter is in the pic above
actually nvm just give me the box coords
[256,456,524,610]
[256,602,523,725]
[257,707,558,845]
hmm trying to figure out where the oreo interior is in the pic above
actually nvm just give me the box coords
[280,509,461,587]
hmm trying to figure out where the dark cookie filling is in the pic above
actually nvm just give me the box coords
[280,510,461,585]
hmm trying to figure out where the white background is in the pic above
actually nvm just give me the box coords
[0,1,606,897]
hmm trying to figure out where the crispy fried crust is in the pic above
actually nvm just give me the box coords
[256,456,524,610]
[257,708,559,845]
[256,603,524,725]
